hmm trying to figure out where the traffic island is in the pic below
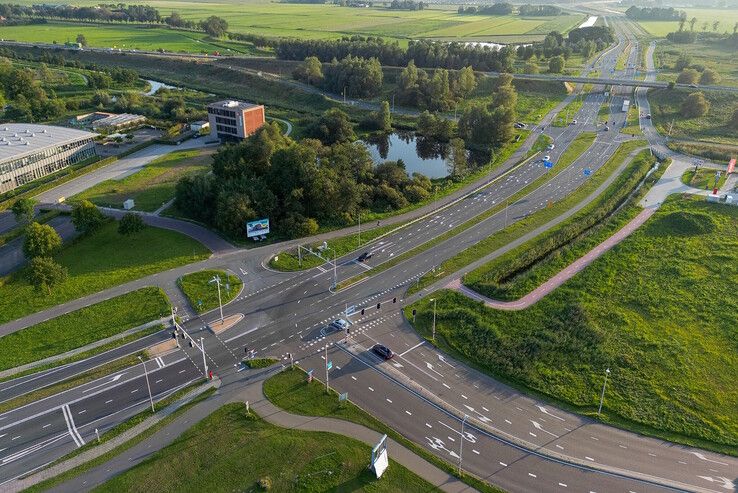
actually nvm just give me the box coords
[207,313,244,335]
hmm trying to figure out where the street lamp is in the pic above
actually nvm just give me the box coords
[598,368,611,415]
[138,356,155,413]
[430,298,437,342]
[458,414,468,475]
[208,274,224,322]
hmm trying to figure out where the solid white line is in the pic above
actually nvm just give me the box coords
[398,340,424,357]
[61,405,83,448]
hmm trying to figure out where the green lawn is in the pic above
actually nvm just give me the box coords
[0,220,209,325]
[409,196,738,454]
[552,94,585,127]
[620,103,642,136]
[177,269,242,313]
[264,368,502,493]
[73,148,213,212]
[0,287,168,371]
[653,38,738,88]
[680,168,727,190]
[648,88,738,146]
[637,8,738,37]
[93,402,438,493]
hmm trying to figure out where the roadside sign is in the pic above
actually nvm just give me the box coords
[339,392,348,402]
[327,361,333,370]
[544,160,554,169]
[307,369,314,382]
[583,168,592,176]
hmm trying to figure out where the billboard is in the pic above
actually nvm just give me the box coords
[246,218,270,238]
[371,434,389,479]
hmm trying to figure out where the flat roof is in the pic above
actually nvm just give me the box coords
[91,113,146,128]
[0,123,97,164]
[207,100,262,111]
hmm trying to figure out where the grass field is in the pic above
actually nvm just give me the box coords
[680,168,727,190]
[637,8,738,37]
[264,368,502,493]
[0,287,168,371]
[409,196,738,453]
[93,402,437,493]
[552,94,585,127]
[0,220,209,325]
[620,103,642,135]
[653,38,738,88]
[648,88,738,146]
[72,148,213,212]
[4,1,586,46]
[177,269,242,313]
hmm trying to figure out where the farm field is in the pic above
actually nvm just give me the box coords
[4,1,586,45]
[409,196,738,454]
[637,8,738,37]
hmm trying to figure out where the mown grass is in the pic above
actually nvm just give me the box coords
[73,148,212,212]
[0,220,209,325]
[177,269,242,313]
[551,94,585,127]
[264,368,503,493]
[653,37,738,88]
[0,287,169,371]
[680,168,728,190]
[620,102,642,136]
[408,196,738,454]
[243,357,278,369]
[93,401,438,493]
[410,144,652,294]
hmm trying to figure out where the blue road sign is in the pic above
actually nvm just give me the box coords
[583,168,592,176]
[327,361,333,370]
[544,160,554,169]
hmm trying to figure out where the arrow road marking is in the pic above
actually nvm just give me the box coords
[530,420,559,438]
[690,452,729,466]
[81,373,127,394]
[697,476,735,490]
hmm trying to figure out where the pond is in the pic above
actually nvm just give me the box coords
[143,79,181,96]
[363,132,486,179]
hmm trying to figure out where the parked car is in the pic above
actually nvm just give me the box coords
[357,251,373,262]
[372,344,394,360]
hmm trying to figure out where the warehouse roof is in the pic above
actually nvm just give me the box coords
[0,124,96,164]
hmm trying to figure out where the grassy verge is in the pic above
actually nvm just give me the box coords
[406,196,738,455]
[552,95,585,127]
[667,140,738,163]
[0,220,209,325]
[0,287,169,371]
[243,357,279,369]
[337,132,599,291]
[526,133,553,158]
[620,103,642,136]
[0,354,143,414]
[410,143,652,295]
[680,168,727,191]
[264,368,503,493]
[24,382,213,493]
[93,401,440,493]
[177,269,242,313]
[72,148,212,212]
[0,210,61,248]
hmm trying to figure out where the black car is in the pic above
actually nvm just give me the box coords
[357,251,373,262]
[372,344,394,360]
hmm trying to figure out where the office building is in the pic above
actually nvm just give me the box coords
[206,100,265,141]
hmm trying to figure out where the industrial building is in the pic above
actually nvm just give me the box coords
[0,124,97,194]
[71,112,146,131]
[206,100,265,141]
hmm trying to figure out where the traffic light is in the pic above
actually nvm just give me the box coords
[346,328,351,335]
[377,302,381,310]
[412,309,417,316]
[392,297,397,303]
[361,308,365,315]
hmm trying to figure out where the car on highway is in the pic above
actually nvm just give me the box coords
[689,83,698,88]
[330,319,349,331]
[543,155,551,162]
[547,143,555,150]
[604,126,610,131]
[646,114,651,119]
[357,251,373,262]
[372,344,394,360]
[571,119,578,125]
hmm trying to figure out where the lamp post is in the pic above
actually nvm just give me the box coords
[458,414,468,475]
[431,298,437,342]
[598,368,611,415]
[138,356,155,413]
[208,274,224,322]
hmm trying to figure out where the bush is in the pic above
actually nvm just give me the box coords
[699,68,720,85]
[680,92,710,118]
[676,68,699,85]
[258,476,272,490]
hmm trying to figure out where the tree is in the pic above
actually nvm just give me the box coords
[76,34,88,47]
[377,100,392,132]
[200,15,228,37]
[27,257,68,294]
[23,222,62,259]
[699,68,720,85]
[734,21,738,35]
[523,62,539,74]
[681,92,710,118]
[306,108,355,145]
[674,53,692,71]
[11,198,36,224]
[71,200,106,234]
[701,21,708,32]
[676,68,700,84]
[118,213,146,236]
[689,17,697,31]
[548,56,565,73]
[294,56,323,85]
[447,138,467,180]
[455,66,477,97]
[712,20,720,32]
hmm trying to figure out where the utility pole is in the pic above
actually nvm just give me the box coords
[332,248,337,289]
[458,414,468,475]
[431,298,437,342]
[504,198,509,228]
[208,274,224,322]
[200,337,208,377]
[138,356,155,413]
[325,345,329,392]
[598,368,611,415]
[357,212,361,247]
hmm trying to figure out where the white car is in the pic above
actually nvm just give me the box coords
[547,144,555,150]
[543,155,551,162]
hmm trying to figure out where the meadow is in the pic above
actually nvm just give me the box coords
[637,8,738,37]
[409,196,738,452]
[654,38,738,88]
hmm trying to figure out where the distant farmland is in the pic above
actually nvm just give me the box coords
[1,0,586,49]
[636,8,738,37]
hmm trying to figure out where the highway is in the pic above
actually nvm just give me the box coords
[1,15,737,493]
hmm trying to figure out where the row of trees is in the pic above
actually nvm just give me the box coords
[625,6,684,21]
[397,62,477,111]
[676,67,721,85]
[0,3,160,22]
[294,55,383,98]
[388,0,425,10]
[0,60,66,122]
[457,73,517,150]
[277,36,517,72]
[13,198,145,294]
[173,120,437,239]
[518,4,562,16]
[458,3,513,15]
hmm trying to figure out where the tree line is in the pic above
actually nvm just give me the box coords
[173,120,438,239]
[625,6,684,21]
[389,0,425,10]
[277,36,517,72]
[518,4,562,16]
[0,3,160,23]
[458,3,512,15]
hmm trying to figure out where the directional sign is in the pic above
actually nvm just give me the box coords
[327,361,333,370]
[544,160,554,169]
[583,168,592,176]
[339,392,348,402]
[307,369,314,382]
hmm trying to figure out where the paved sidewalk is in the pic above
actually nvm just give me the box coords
[447,208,655,310]
[41,369,474,493]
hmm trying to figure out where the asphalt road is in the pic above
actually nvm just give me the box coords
[1,17,737,493]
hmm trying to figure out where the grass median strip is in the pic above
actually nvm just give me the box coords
[264,367,504,493]
[0,287,170,372]
[337,132,601,291]
[409,141,651,294]
[177,269,242,313]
